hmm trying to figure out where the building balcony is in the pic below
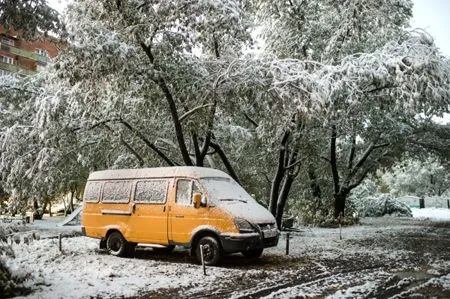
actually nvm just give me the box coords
[0,42,49,63]
[0,61,35,75]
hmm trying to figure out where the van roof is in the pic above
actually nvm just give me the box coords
[87,166,232,181]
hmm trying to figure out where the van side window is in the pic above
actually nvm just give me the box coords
[176,179,200,205]
[176,180,191,205]
[135,180,168,203]
[102,181,132,203]
[83,181,102,202]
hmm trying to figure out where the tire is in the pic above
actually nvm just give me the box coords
[195,236,221,266]
[106,231,133,257]
[241,248,263,259]
[99,239,107,249]
[152,245,175,253]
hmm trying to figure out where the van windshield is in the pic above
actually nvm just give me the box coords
[200,177,254,203]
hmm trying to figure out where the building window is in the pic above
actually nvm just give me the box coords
[1,55,14,64]
[36,48,49,57]
[1,36,15,46]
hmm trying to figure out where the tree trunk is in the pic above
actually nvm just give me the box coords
[269,164,284,216]
[42,200,48,216]
[62,195,67,216]
[275,174,295,228]
[333,192,348,218]
[69,191,75,213]
[269,131,290,216]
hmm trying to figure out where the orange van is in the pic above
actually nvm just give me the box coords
[81,166,279,265]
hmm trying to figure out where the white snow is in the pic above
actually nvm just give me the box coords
[88,166,231,181]
[201,178,276,224]
[411,208,450,221]
[2,215,450,298]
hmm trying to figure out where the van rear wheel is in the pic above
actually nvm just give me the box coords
[107,231,133,257]
[242,248,263,259]
[196,236,221,266]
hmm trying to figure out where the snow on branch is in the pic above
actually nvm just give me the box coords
[265,30,450,120]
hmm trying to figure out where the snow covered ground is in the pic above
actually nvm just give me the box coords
[411,207,450,221]
[2,214,450,298]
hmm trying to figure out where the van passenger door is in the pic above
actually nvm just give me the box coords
[169,179,208,244]
[128,179,169,244]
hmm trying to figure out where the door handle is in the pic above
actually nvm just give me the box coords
[175,215,184,218]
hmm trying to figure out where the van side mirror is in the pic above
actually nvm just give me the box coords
[200,196,207,207]
[193,193,202,208]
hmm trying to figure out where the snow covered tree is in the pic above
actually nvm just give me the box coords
[16,0,258,195]
[381,157,450,197]
[0,0,62,37]
[0,72,88,215]
[257,0,450,220]
[1,0,449,228]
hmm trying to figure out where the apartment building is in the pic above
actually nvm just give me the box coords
[0,25,59,76]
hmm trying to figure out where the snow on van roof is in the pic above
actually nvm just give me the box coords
[88,166,232,181]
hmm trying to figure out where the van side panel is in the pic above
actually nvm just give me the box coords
[168,203,210,244]
[82,202,132,239]
[168,178,239,245]
[127,202,168,244]
[203,206,239,235]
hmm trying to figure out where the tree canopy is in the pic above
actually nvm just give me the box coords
[0,0,62,37]
[1,0,449,223]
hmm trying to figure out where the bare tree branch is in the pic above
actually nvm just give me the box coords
[119,118,176,166]
[179,104,214,122]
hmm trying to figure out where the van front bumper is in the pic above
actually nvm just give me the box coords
[220,231,279,253]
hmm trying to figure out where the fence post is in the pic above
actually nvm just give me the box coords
[419,197,425,209]
[58,233,62,252]
[285,232,290,255]
[200,245,206,275]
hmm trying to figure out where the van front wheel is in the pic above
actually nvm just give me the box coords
[196,236,221,266]
[107,231,132,257]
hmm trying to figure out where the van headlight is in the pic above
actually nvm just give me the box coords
[235,218,256,233]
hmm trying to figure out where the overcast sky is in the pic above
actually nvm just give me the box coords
[411,0,450,56]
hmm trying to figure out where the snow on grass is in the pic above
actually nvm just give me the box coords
[411,208,450,221]
[6,235,246,298]
[265,219,418,261]
[2,216,450,298]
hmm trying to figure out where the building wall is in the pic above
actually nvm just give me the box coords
[0,25,60,75]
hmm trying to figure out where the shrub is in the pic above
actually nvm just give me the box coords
[354,194,412,217]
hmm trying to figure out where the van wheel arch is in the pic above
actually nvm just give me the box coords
[105,229,119,240]
[190,230,222,256]
[105,229,135,257]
